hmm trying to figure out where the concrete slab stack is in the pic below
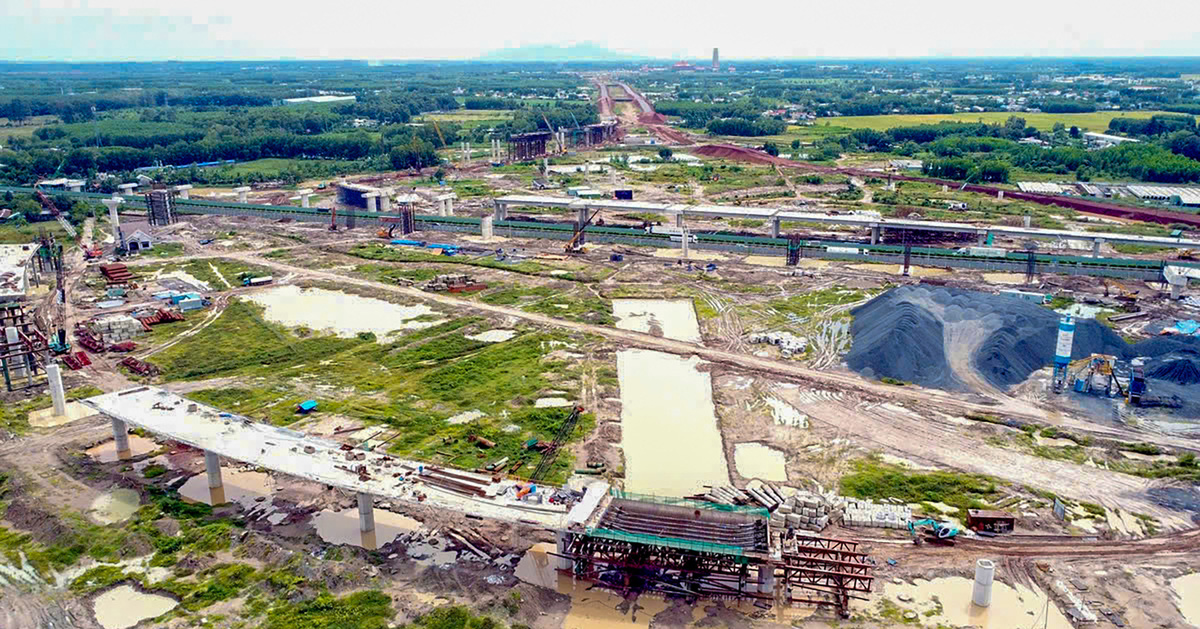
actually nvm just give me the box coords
[90,314,146,345]
[842,498,913,529]
[767,490,842,533]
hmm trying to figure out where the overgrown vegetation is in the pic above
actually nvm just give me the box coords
[840,457,1000,520]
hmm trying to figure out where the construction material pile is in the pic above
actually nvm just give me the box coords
[842,499,914,529]
[1147,357,1200,385]
[90,314,146,345]
[99,263,133,285]
[769,491,842,533]
[847,285,1200,392]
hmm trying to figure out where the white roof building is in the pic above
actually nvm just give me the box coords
[282,95,357,105]
[0,244,40,303]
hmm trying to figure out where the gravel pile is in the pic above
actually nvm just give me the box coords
[847,285,1200,392]
[1147,358,1200,386]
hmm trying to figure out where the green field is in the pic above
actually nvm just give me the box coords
[219,158,358,177]
[415,109,514,122]
[820,110,1179,133]
[0,115,59,144]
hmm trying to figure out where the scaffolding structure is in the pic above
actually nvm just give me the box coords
[144,188,177,226]
[0,304,49,391]
[557,497,872,618]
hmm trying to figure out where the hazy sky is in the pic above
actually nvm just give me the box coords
[4,0,1200,62]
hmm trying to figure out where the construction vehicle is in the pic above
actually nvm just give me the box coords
[237,272,273,287]
[422,274,487,293]
[565,208,601,254]
[907,519,959,546]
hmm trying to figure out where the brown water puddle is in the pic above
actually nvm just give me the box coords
[312,508,422,551]
[515,543,669,629]
[85,435,159,463]
[877,576,1073,628]
[92,584,177,629]
[178,468,274,507]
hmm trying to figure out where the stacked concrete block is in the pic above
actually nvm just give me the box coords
[90,314,146,345]
[842,498,913,529]
[767,490,840,533]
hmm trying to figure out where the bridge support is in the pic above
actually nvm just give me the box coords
[493,200,507,221]
[870,224,880,245]
[234,186,251,204]
[358,492,376,550]
[977,232,987,245]
[111,417,131,460]
[47,364,66,417]
[205,450,226,504]
[758,564,777,594]
[298,189,313,208]
[173,184,193,199]
[364,192,379,213]
[555,530,572,570]
[379,192,392,213]
[675,213,684,228]
[771,217,781,238]
[1093,238,1104,258]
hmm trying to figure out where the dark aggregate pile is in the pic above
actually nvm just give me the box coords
[847,285,1200,392]
[1147,357,1200,386]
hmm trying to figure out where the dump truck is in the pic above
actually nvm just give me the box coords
[242,275,273,287]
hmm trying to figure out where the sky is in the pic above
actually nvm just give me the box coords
[4,0,1200,62]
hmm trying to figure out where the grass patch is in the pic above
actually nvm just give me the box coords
[840,457,999,520]
[138,242,186,259]
[0,384,103,433]
[261,590,394,629]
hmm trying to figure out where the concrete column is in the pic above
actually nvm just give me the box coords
[1023,214,1032,228]
[977,232,987,245]
[681,228,690,258]
[4,327,26,379]
[771,217,781,238]
[111,417,131,460]
[942,184,949,193]
[481,215,495,241]
[205,450,225,505]
[675,213,684,228]
[102,198,124,230]
[577,206,589,230]
[47,364,66,416]
[379,193,391,213]
[493,200,507,221]
[234,186,251,204]
[973,559,995,607]
[173,184,193,199]
[757,564,777,595]
[298,189,313,208]
[997,190,1005,199]
[117,183,138,196]
[1093,238,1104,258]
[555,530,572,570]
[871,224,881,245]
[364,192,379,213]
[357,491,376,550]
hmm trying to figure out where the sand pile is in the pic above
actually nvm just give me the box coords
[848,285,1200,392]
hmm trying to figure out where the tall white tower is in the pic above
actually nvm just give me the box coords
[713,48,719,71]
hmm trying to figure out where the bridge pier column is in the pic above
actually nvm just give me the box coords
[771,217,781,238]
[358,492,377,550]
[675,213,684,228]
[234,186,250,204]
[977,231,987,245]
[555,530,572,570]
[1093,238,1104,258]
[577,206,589,230]
[493,200,507,221]
[205,450,226,504]
[757,564,776,594]
[111,417,131,460]
[870,224,880,245]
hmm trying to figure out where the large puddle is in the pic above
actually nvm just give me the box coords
[178,467,274,507]
[733,443,787,482]
[242,285,440,340]
[877,576,1073,629]
[89,488,141,524]
[615,298,727,497]
[86,435,159,463]
[92,584,178,629]
[312,508,422,551]
[1173,572,1200,626]
[613,298,702,343]
[516,543,669,629]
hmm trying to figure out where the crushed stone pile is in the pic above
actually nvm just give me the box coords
[847,285,1200,392]
[1147,358,1200,386]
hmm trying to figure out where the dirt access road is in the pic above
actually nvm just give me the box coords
[217,249,1200,456]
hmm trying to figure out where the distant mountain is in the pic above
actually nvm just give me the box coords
[479,43,653,62]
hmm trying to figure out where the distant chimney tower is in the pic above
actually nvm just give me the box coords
[713,47,719,70]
